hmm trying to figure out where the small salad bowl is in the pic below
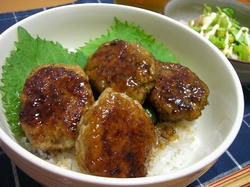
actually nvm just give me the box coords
[165,0,250,84]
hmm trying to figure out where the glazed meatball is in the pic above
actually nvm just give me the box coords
[76,88,155,178]
[85,39,156,104]
[149,61,209,122]
[19,64,94,151]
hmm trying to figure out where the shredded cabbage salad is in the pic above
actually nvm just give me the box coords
[189,4,250,62]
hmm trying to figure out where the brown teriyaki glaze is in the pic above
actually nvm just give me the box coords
[149,61,209,122]
[76,88,155,178]
[19,64,94,151]
[85,39,156,104]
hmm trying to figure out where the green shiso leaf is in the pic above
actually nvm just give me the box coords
[0,26,87,138]
[79,17,177,63]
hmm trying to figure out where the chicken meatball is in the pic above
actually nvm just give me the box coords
[85,39,156,104]
[149,61,209,122]
[19,64,94,151]
[76,88,155,178]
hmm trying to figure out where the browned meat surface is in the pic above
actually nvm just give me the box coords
[149,61,209,122]
[76,88,155,178]
[85,39,156,104]
[19,64,94,151]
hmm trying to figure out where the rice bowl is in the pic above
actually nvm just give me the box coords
[0,4,244,187]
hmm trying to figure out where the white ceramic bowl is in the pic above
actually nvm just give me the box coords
[165,0,250,84]
[0,4,244,187]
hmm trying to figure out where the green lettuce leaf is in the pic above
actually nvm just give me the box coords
[222,8,234,18]
[209,35,225,49]
[203,3,212,16]
[233,45,249,61]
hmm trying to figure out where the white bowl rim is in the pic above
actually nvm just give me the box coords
[0,3,244,186]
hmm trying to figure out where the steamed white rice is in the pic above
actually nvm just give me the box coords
[20,121,199,176]
[147,121,199,176]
